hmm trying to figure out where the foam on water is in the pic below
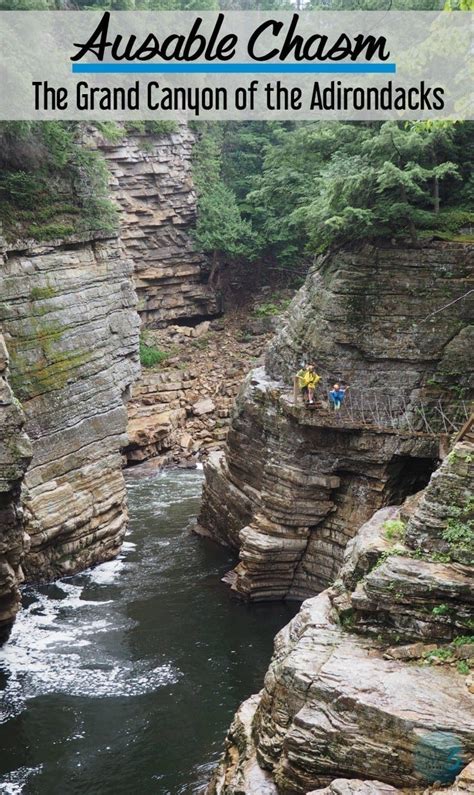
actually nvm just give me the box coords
[0,554,182,722]
[0,765,44,794]
[0,468,295,794]
[86,558,125,585]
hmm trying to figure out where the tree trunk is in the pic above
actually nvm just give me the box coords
[433,174,440,214]
[209,250,220,290]
[400,185,418,245]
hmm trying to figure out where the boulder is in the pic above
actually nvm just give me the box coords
[209,593,474,794]
[193,398,216,416]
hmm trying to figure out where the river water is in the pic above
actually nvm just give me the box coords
[0,468,297,795]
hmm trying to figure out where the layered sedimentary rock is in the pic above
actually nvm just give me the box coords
[209,440,474,793]
[338,439,474,643]
[198,242,473,600]
[0,232,140,581]
[91,124,221,463]
[95,125,218,328]
[0,334,32,640]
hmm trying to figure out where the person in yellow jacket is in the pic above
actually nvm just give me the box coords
[296,363,321,405]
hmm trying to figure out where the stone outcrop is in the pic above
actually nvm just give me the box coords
[0,231,140,581]
[0,333,31,640]
[198,242,473,600]
[335,440,473,644]
[95,125,218,328]
[208,439,474,794]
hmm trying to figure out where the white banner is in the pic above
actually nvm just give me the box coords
[0,10,472,120]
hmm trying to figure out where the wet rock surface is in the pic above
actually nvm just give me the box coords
[0,233,140,582]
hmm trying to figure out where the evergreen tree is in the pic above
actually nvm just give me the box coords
[193,126,254,279]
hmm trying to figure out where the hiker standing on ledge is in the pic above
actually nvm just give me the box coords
[296,364,321,406]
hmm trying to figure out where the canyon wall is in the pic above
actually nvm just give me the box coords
[96,125,218,329]
[0,333,31,640]
[92,124,221,464]
[0,231,140,582]
[198,242,473,600]
[209,435,474,793]
[0,123,217,609]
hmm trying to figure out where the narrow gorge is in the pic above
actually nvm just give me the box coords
[0,123,224,638]
[0,116,472,795]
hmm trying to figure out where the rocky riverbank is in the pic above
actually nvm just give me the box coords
[125,295,291,466]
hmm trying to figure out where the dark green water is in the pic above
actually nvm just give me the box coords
[0,468,297,795]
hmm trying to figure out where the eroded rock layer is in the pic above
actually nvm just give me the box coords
[96,125,218,328]
[0,233,140,581]
[209,440,474,793]
[198,242,473,600]
[0,334,31,640]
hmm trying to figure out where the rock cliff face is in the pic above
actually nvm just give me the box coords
[93,124,221,464]
[209,438,474,793]
[0,232,140,582]
[198,242,473,600]
[97,125,218,328]
[0,333,31,641]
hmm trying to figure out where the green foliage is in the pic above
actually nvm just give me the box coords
[431,603,451,616]
[124,120,178,136]
[27,223,75,241]
[0,121,118,241]
[96,121,125,143]
[442,502,474,563]
[423,647,453,663]
[457,660,470,675]
[0,171,43,210]
[340,610,355,630]
[383,519,406,541]
[209,119,474,266]
[371,549,396,570]
[193,126,255,261]
[30,285,57,300]
[253,293,291,317]
[429,551,453,563]
[452,635,474,646]
[139,335,169,368]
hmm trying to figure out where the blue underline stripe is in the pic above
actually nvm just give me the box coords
[71,62,396,74]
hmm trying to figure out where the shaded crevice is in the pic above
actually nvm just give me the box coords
[168,312,224,328]
[383,454,438,505]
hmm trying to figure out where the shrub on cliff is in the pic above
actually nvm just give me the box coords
[139,335,169,369]
[0,121,118,241]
